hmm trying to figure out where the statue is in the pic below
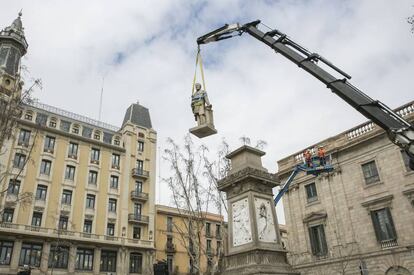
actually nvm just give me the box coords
[191,83,213,126]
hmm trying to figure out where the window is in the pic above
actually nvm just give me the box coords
[83,220,92,234]
[76,248,94,271]
[86,194,95,209]
[31,212,42,227]
[19,243,42,267]
[108,199,117,212]
[35,113,48,126]
[216,224,221,238]
[110,175,119,189]
[90,148,100,163]
[35,185,47,200]
[114,138,120,146]
[13,153,26,169]
[44,136,55,152]
[0,240,13,265]
[133,227,141,239]
[58,216,68,230]
[362,161,380,184]
[112,154,120,169]
[88,170,98,185]
[65,165,76,181]
[68,142,78,158]
[100,250,117,272]
[40,159,52,175]
[305,182,318,202]
[138,141,144,152]
[136,160,144,172]
[49,119,57,128]
[167,254,173,274]
[107,223,115,236]
[167,216,173,232]
[61,189,72,205]
[206,222,211,237]
[138,132,145,138]
[371,208,397,242]
[206,239,212,254]
[2,208,14,223]
[129,253,142,273]
[135,181,142,193]
[103,132,113,144]
[82,127,92,138]
[48,246,69,269]
[94,132,100,140]
[24,113,33,120]
[134,203,142,216]
[72,125,79,134]
[216,240,221,255]
[401,151,411,171]
[60,120,71,132]
[308,224,328,256]
[7,179,20,195]
[18,129,31,146]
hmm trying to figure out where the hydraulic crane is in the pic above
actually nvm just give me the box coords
[196,20,414,204]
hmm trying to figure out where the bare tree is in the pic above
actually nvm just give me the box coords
[163,136,229,275]
[0,69,42,219]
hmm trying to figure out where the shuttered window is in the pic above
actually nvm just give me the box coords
[308,224,328,256]
[370,208,397,241]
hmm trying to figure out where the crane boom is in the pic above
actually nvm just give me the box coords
[197,20,414,169]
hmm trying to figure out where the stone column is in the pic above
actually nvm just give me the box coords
[10,238,22,272]
[93,247,101,274]
[40,241,51,273]
[218,145,298,275]
[67,244,76,274]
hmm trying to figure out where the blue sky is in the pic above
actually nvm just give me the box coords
[1,0,413,223]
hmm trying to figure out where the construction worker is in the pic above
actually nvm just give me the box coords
[191,83,212,126]
[318,146,326,166]
[303,149,312,168]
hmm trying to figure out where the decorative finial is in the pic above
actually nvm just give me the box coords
[18,9,23,17]
[136,100,139,104]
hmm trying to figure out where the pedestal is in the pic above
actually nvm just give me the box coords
[218,146,298,275]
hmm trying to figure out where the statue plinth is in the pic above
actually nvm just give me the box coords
[218,145,298,275]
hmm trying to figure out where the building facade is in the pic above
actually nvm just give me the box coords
[154,205,225,275]
[0,14,157,274]
[277,101,414,275]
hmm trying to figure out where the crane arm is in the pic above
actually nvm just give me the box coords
[197,20,414,169]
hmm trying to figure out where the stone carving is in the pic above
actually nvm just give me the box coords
[232,198,252,246]
[255,197,277,243]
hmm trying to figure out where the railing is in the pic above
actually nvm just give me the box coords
[130,191,149,201]
[128,214,149,223]
[131,168,149,178]
[380,239,398,249]
[27,101,120,132]
[346,122,375,140]
[43,147,54,153]
[0,222,153,246]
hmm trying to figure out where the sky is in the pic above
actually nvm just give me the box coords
[1,0,413,224]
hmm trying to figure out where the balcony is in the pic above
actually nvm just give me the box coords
[128,214,149,224]
[130,191,149,201]
[165,242,176,253]
[17,140,29,148]
[380,239,398,249]
[131,168,149,179]
[43,147,54,154]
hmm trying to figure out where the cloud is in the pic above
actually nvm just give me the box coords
[1,0,413,224]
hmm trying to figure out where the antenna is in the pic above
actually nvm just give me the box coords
[98,76,105,122]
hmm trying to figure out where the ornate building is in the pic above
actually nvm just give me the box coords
[277,101,414,275]
[154,204,225,275]
[0,14,157,274]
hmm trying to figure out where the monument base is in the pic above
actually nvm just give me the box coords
[222,249,299,275]
[189,124,217,138]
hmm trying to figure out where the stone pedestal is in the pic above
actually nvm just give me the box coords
[218,146,298,275]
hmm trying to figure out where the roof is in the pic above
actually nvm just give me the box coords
[122,102,152,129]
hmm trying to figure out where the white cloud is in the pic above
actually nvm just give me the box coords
[2,0,413,224]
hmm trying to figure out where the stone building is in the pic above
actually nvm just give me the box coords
[154,204,225,275]
[277,101,414,275]
[0,14,157,274]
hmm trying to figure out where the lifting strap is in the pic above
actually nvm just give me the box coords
[192,46,206,95]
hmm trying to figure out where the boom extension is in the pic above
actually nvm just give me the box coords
[197,20,414,169]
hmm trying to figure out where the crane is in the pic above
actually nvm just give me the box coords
[196,20,414,173]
